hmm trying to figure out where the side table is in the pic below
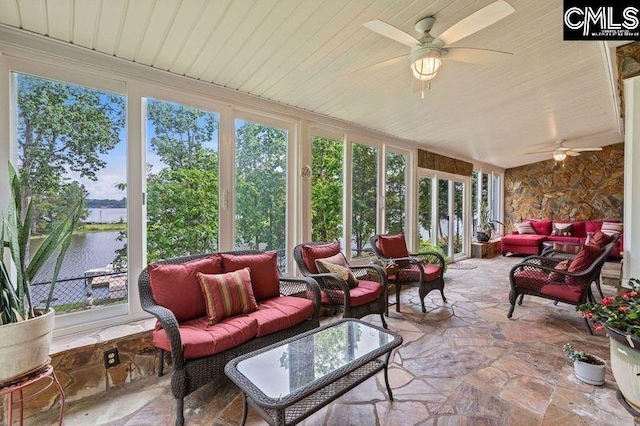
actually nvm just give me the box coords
[0,364,65,425]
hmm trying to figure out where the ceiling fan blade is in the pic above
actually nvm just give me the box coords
[566,151,581,157]
[436,0,515,46]
[445,47,513,65]
[362,20,421,47]
[351,55,408,74]
[571,147,603,152]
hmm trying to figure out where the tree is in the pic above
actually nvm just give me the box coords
[17,74,125,233]
[145,100,219,262]
[311,137,343,242]
[351,144,377,257]
[418,177,432,242]
[385,152,406,234]
[235,122,287,252]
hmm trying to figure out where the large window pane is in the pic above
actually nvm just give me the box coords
[385,152,406,234]
[311,136,343,242]
[437,179,450,254]
[15,73,127,314]
[454,181,464,255]
[351,143,378,258]
[418,176,433,249]
[235,120,287,268]
[146,99,219,262]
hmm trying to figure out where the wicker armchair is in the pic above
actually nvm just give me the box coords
[138,250,320,426]
[370,233,446,313]
[540,234,620,298]
[507,241,614,333]
[293,242,387,328]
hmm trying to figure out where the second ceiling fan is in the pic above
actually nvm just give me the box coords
[362,0,515,86]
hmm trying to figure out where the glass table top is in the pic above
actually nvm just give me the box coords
[236,321,396,399]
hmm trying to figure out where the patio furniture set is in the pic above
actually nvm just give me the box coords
[138,230,620,425]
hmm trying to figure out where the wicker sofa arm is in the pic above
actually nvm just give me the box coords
[139,303,185,369]
[278,275,321,321]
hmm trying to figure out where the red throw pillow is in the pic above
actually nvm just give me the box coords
[147,254,222,322]
[221,252,280,301]
[378,233,410,259]
[591,231,612,248]
[566,245,602,286]
[301,242,341,274]
[549,260,570,282]
[197,268,258,325]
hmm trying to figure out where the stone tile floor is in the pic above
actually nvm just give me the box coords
[31,256,639,425]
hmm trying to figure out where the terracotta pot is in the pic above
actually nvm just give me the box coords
[573,357,606,385]
[607,327,640,411]
[0,308,55,383]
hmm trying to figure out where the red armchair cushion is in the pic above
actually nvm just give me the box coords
[153,315,258,359]
[540,283,584,302]
[222,252,280,301]
[348,280,383,307]
[148,254,223,322]
[590,231,612,248]
[301,242,341,274]
[549,260,570,281]
[247,296,315,337]
[197,268,258,325]
[566,245,602,286]
[377,233,410,259]
[389,264,442,282]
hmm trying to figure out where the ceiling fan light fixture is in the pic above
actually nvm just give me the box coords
[410,48,442,81]
[553,149,567,162]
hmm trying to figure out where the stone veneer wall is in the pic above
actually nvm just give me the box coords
[1,327,168,421]
[503,143,624,231]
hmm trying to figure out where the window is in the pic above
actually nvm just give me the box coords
[418,175,433,248]
[234,119,288,268]
[351,143,378,258]
[385,152,407,234]
[311,136,344,242]
[145,98,220,262]
[14,72,127,315]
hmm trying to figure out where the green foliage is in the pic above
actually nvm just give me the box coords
[563,343,602,365]
[418,177,432,238]
[385,152,406,234]
[577,279,640,337]
[477,199,502,235]
[311,137,343,242]
[235,122,287,251]
[418,239,449,271]
[351,144,377,257]
[1,164,83,324]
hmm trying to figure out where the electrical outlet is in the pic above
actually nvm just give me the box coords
[104,348,120,369]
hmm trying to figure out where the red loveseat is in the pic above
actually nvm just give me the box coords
[501,219,623,258]
[138,250,320,426]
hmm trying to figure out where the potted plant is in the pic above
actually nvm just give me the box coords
[563,343,606,385]
[0,163,83,382]
[578,279,640,411]
[476,200,502,242]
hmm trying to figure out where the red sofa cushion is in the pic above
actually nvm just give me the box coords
[222,252,280,301]
[301,242,341,274]
[153,315,258,359]
[148,254,222,322]
[502,234,547,247]
[247,296,315,337]
[377,233,410,259]
[529,219,552,235]
[570,221,586,238]
[197,269,258,325]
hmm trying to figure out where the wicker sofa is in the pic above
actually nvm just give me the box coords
[138,250,321,426]
[501,219,623,257]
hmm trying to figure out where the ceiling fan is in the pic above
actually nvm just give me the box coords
[361,0,515,88]
[529,140,603,161]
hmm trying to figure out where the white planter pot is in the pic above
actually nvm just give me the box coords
[608,328,640,411]
[573,357,606,385]
[0,308,55,383]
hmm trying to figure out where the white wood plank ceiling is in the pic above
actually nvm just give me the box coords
[0,0,624,168]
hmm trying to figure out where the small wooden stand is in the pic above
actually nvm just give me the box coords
[0,364,65,425]
[471,239,501,258]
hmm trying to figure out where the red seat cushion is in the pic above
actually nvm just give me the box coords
[348,280,382,307]
[389,264,442,283]
[221,252,280,301]
[197,268,258,325]
[153,315,258,359]
[540,283,584,302]
[566,245,602,286]
[501,234,547,247]
[148,254,223,322]
[301,242,341,274]
[246,296,315,337]
[377,233,410,259]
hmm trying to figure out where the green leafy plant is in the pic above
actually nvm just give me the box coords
[577,278,640,337]
[563,343,604,365]
[477,200,502,236]
[1,163,84,325]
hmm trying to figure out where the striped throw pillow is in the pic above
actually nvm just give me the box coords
[197,268,258,325]
[514,222,536,235]
[601,221,623,236]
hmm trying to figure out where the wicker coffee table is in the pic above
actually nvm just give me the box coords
[224,319,402,426]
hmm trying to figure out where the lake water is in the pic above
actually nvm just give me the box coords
[84,207,127,223]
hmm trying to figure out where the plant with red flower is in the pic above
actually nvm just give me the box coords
[577,278,640,337]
